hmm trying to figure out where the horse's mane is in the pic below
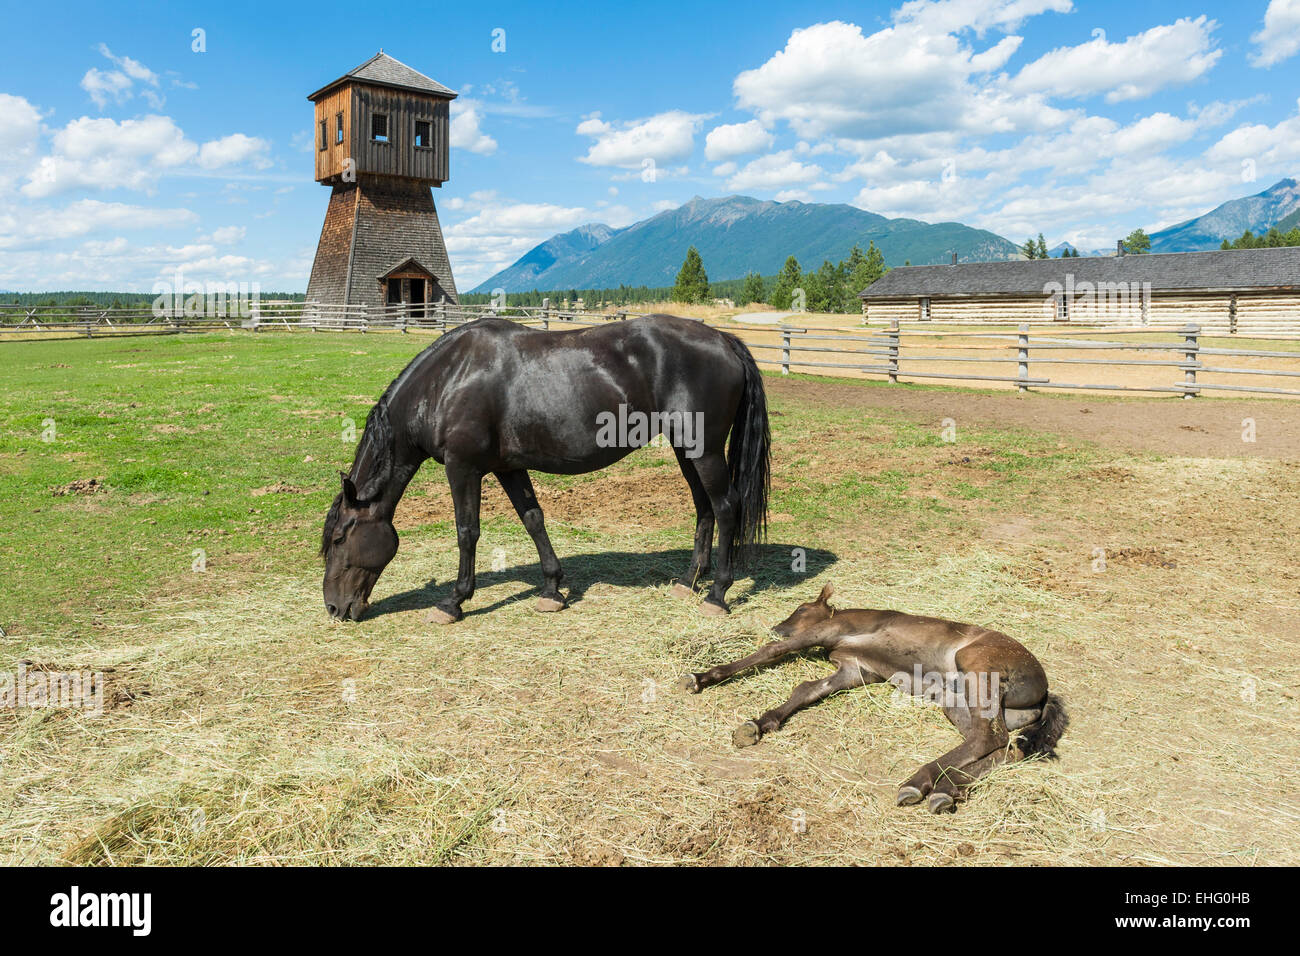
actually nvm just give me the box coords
[321,327,471,556]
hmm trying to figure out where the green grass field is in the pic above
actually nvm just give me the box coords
[1,331,1296,865]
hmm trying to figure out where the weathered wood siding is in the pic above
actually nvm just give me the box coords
[312,86,353,183]
[349,84,450,184]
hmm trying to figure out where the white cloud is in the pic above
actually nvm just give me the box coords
[576,110,706,168]
[80,44,164,109]
[23,115,197,197]
[1251,0,1300,67]
[208,225,247,244]
[704,120,773,161]
[0,198,197,248]
[450,99,498,155]
[20,115,275,198]
[724,150,825,193]
[0,94,42,180]
[1008,17,1222,102]
[732,17,1072,145]
[198,133,271,169]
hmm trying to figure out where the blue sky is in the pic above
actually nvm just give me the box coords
[1,0,1298,291]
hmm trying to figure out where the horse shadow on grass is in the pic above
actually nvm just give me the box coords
[364,542,839,622]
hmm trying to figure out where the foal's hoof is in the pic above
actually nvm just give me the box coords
[927,792,956,815]
[676,674,701,695]
[535,597,566,613]
[732,720,762,748]
[669,583,696,600]
[423,606,460,626]
[895,786,924,807]
[699,600,729,617]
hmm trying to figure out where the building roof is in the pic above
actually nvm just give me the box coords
[859,246,1300,298]
[308,52,457,102]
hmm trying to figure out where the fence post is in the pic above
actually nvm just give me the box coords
[888,319,900,384]
[781,327,791,375]
[1182,323,1199,399]
[1017,323,1030,393]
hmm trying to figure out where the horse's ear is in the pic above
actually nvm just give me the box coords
[816,582,835,605]
[340,473,360,506]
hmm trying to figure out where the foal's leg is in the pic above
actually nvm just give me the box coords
[670,446,714,598]
[734,664,876,747]
[690,451,739,615]
[678,631,825,695]
[896,707,1010,814]
[496,469,566,612]
[426,460,482,625]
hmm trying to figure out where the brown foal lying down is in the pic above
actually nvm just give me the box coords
[679,584,1067,813]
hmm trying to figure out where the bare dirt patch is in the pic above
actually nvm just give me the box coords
[770,377,1300,459]
[50,477,105,496]
[251,482,310,497]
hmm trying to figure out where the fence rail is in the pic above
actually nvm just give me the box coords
[3,302,1298,398]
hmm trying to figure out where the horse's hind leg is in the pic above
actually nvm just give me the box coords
[733,663,876,747]
[496,469,566,612]
[896,706,1009,814]
[671,446,714,598]
[689,451,738,615]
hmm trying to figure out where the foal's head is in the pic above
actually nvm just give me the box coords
[321,474,398,621]
[772,583,836,637]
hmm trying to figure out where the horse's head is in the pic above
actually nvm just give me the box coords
[772,583,836,637]
[321,473,398,621]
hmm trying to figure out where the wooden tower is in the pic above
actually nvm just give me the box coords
[306,52,459,308]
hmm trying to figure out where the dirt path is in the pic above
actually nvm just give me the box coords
[770,377,1300,459]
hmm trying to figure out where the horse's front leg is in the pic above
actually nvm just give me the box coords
[495,469,566,612]
[426,460,482,624]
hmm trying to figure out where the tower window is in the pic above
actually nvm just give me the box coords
[414,120,431,149]
[335,113,344,144]
[371,113,389,143]
[319,120,327,151]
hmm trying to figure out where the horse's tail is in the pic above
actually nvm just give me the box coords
[1018,693,1069,759]
[722,332,771,567]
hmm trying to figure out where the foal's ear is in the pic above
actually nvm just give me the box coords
[816,582,835,605]
[340,473,361,506]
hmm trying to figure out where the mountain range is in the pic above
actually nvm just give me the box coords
[471,196,1020,293]
[1150,178,1300,252]
[471,179,1300,293]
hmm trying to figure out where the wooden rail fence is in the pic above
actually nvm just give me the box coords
[4,302,1298,398]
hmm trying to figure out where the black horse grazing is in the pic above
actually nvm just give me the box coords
[321,315,770,624]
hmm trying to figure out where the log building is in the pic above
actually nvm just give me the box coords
[859,246,1300,333]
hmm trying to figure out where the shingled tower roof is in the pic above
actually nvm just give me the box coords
[307,51,457,102]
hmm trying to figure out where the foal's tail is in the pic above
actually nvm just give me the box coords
[1018,693,1069,759]
[722,333,771,567]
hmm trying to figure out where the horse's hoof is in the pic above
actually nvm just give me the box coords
[927,792,956,814]
[676,673,700,695]
[670,583,696,600]
[699,600,729,617]
[423,606,460,626]
[895,786,924,807]
[535,597,566,613]
[732,720,762,748]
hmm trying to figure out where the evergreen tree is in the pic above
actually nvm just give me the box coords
[847,240,888,299]
[1036,233,1049,259]
[739,271,766,306]
[771,255,803,310]
[671,246,710,304]
[1122,228,1152,254]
